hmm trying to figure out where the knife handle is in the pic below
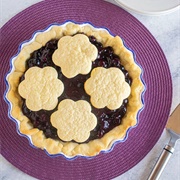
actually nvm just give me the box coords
[147,145,174,180]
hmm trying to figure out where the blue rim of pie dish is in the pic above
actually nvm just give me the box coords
[4,20,146,160]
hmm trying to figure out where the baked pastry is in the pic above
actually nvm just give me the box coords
[5,21,144,158]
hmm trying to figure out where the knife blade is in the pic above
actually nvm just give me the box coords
[148,104,180,180]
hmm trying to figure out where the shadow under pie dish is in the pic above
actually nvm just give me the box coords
[5,21,145,159]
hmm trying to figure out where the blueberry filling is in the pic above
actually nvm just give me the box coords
[20,35,132,142]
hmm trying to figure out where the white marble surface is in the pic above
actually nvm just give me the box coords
[0,0,180,180]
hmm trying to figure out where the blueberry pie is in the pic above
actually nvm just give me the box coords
[6,22,144,158]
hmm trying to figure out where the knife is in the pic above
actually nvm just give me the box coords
[148,104,180,180]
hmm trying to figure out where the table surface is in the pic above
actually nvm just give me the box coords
[0,0,180,180]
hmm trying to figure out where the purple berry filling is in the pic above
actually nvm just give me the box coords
[20,35,132,142]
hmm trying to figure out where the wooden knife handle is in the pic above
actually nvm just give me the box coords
[147,145,174,180]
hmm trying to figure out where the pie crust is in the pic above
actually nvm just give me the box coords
[6,21,144,158]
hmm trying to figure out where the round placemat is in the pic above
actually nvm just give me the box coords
[0,0,172,179]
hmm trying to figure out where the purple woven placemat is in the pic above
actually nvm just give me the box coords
[0,0,172,179]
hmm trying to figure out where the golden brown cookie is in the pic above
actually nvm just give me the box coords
[52,34,98,78]
[85,67,131,110]
[18,66,64,111]
[51,99,97,143]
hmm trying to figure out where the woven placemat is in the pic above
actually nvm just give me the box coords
[0,0,172,179]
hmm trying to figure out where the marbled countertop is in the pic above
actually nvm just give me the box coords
[0,0,180,180]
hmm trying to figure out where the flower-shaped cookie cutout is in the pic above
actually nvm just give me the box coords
[52,34,98,78]
[18,67,64,111]
[85,67,131,110]
[50,99,97,143]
